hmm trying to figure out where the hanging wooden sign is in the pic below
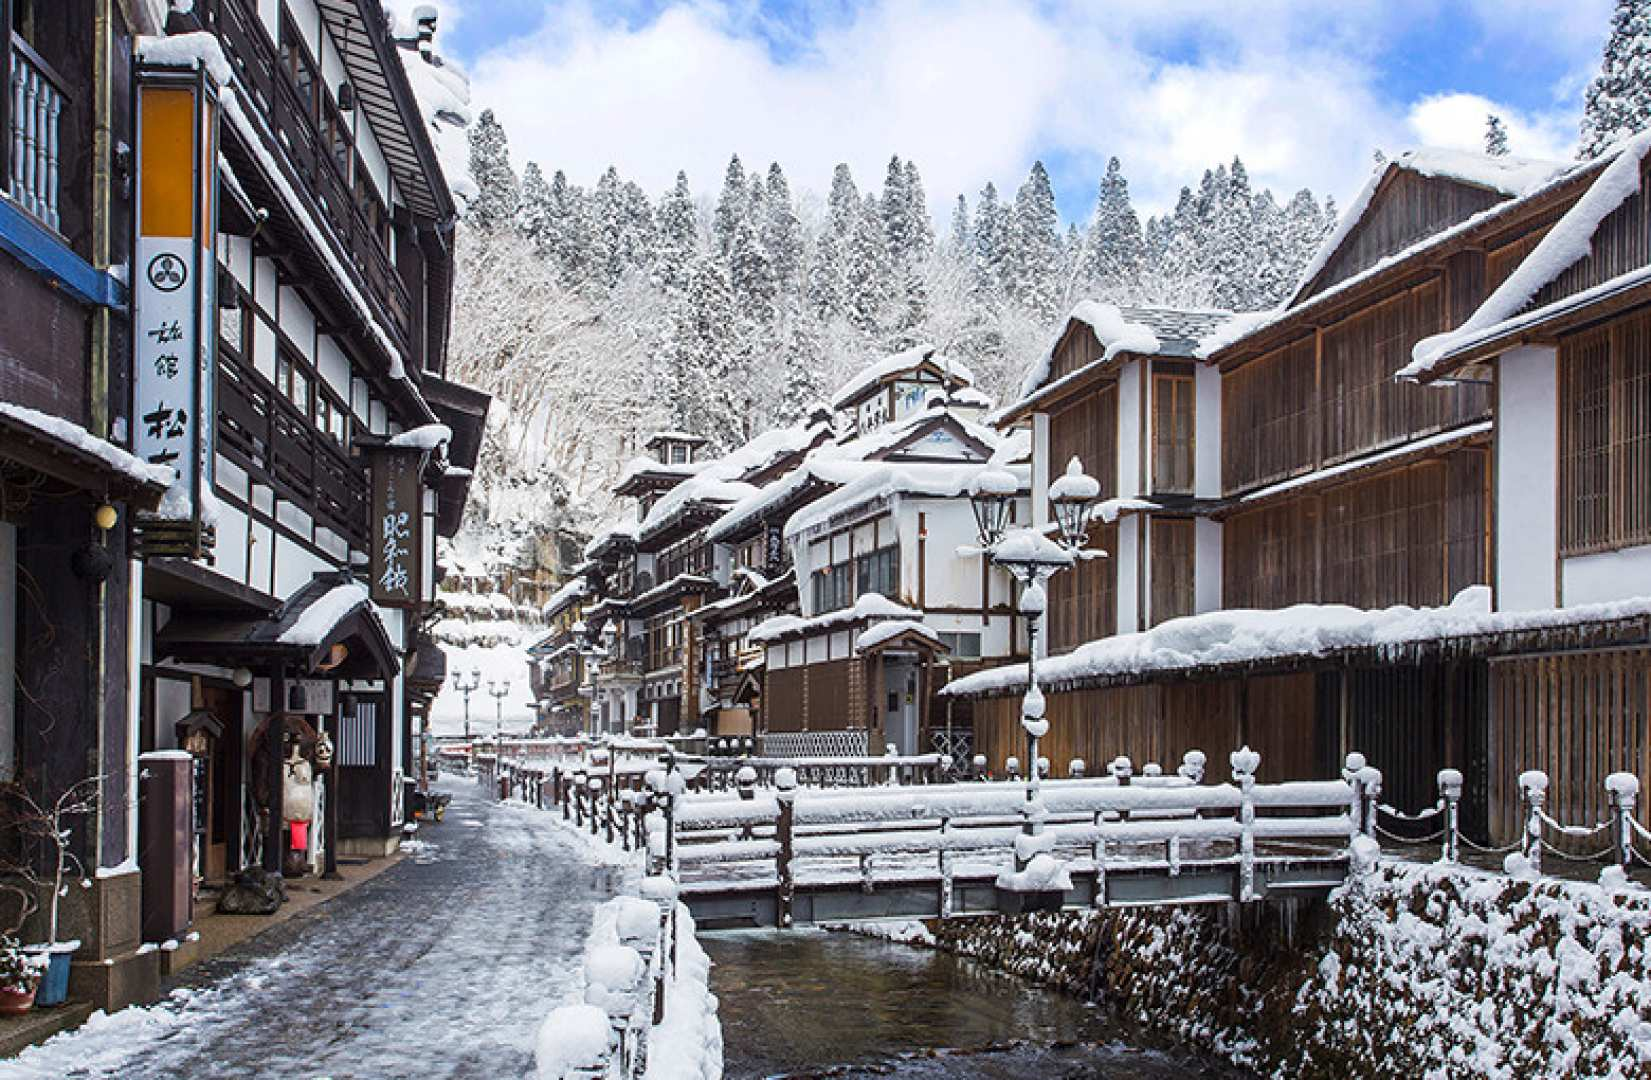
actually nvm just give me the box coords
[369,448,424,608]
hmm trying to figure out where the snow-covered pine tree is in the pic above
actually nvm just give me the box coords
[762,164,804,290]
[846,195,894,337]
[466,109,519,232]
[973,182,1008,296]
[828,163,861,239]
[729,214,777,326]
[654,172,697,293]
[1206,158,1256,309]
[517,161,552,247]
[807,228,848,321]
[1005,161,1061,320]
[881,155,914,261]
[542,169,591,289]
[948,194,972,254]
[1485,114,1511,156]
[667,254,744,446]
[1580,0,1651,159]
[714,155,749,257]
[1082,156,1145,288]
[902,159,934,257]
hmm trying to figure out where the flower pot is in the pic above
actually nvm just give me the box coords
[25,944,77,1007]
[0,985,36,1015]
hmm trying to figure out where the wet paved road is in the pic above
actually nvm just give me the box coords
[2,781,622,1080]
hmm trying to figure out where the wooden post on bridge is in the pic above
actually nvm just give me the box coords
[775,768,797,929]
[1231,747,1259,903]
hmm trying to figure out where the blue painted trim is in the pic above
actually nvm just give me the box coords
[0,196,127,310]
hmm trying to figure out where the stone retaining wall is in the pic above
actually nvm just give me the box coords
[928,863,1651,1078]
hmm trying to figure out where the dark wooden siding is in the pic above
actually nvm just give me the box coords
[1303,171,1506,300]
[806,659,856,729]
[1533,156,1651,310]
[764,668,805,732]
[1047,322,1102,386]
[1047,521,1117,653]
[1489,648,1650,849]
[1223,336,1317,493]
[0,258,90,425]
[1224,448,1487,611]
[1049,384,1119,502]
[1559,311,1651,556]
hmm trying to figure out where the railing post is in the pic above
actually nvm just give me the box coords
[938,811,953,918]
[1069,758,1086,779]
[1519,769,1548,875]
[775,767,796,929]
[1178,750,1206,786]
[1110,756,1133,822]
[1343,752,1368,835]
[1608,772,1639,874]
[1438,768,1463,865]
[1231,746,1258,902]
[1358,767,1383,841]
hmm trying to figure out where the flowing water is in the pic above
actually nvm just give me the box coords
[703,928,1249,1079]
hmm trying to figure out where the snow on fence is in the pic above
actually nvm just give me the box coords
[534,878,719,1080]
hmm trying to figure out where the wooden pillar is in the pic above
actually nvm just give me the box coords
[264,663,286,876]
[225,686,245,871]
[324,692,341,880]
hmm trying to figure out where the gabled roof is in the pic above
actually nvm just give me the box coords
[1291,148,1568,306]
[830,346,974,411]
[1402,131,1651,382]
[1005,302,1233,422]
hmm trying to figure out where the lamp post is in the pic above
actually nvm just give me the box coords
[489,678,512,748]
[968,457,1100,871]
[454,667,481,742]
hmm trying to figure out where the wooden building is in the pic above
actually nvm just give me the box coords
[54,0,490,1010]
[0,0,173,1013]
[953,147,1631,835]
[528,577,591,736]
[1404,134,1651,847]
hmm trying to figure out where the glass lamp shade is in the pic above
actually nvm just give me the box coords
[968,467,1018,546]
[1048,457,1100,548]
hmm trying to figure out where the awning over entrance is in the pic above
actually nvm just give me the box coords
[156,571,397,679]
[0,403,172,507]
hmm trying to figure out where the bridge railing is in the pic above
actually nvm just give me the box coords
[661,749,1363,920]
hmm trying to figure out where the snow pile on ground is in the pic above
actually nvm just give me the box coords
[823,919,938,947]
[931,858,1651,1078]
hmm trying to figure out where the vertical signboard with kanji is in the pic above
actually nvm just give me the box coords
[133,67,219,534]
[370,449,424,608]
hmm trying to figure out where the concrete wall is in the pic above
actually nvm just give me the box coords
[1495,345,1558,611]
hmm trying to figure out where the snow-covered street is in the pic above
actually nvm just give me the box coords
[1,783,624,1080]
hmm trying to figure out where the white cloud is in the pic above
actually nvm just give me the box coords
[455,0,1599,219]
[1405,92,1577,162]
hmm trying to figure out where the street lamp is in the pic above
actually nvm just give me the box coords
[968,456,1100,871]
[488,678,511,744]
[453,667,482,742]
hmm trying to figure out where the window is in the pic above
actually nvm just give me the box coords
[855,545,899,600]
[279,14,319,117]
[1561,315,1651,555]
[811,563,853,613]
[275,352,311,416]
[1152,372,1195,494]
[938,631,981,659]
[669,444,688,464]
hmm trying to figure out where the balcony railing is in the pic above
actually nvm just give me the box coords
[8,38,67,231]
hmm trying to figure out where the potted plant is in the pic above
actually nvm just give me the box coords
[0,936,43,1014]
[0,776,99,1008]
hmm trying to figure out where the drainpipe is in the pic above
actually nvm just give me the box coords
[92,0,116,869]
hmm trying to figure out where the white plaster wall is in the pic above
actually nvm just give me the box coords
[1563,545,1651,606]
[1032,413,1050,528]
[1496,346,1559,610]
[1117,359,1142,498]
[287,0,322,56]
[214,501,250,586]
[257,0,280,39]
[253,256,278,315]
[317,335,351,402]
[222,233,253,288]
[356,118,391,209]
[1195,363,1223,499]
[278,285,317,360]
[1194,517,1223,614]
[1116,515,1141,633]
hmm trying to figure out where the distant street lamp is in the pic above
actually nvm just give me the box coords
[488,678,512,742]
[453,667,482,742]
[968,457,1101,871]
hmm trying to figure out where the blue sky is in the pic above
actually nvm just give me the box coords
[397,0,1612,222]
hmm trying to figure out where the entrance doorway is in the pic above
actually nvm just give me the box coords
[882,657,919,755]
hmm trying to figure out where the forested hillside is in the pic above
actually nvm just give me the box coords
[441,111,1336,577]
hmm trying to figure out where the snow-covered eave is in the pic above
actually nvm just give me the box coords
[1401,131,1651,382]
[750,593,923,644]
[0,402,175,495]
[1216,421,1493,514]
[998,341,1165,423]
[1203,153,1614,366]
[1406,265,1651,382]
[1013,302,1165,408]
[628,572,718,613]
[942,591,1651,700]
[782,462,1030,541]
[828,347,975,411]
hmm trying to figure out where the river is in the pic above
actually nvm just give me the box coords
[702,928,1247,1079]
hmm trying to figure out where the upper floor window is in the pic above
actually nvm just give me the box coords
[278,13,319,117]
[811,562,853,614]
[1152,371,1195,495]
[855,545,899,600]
[1560,314,1651,556]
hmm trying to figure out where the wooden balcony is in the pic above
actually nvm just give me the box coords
[200,0,414,359]
[7,37,67,233]
[217,352,369,549]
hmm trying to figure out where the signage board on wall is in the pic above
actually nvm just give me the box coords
[133,66,219,541]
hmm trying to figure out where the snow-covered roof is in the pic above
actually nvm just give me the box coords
[278,582,373,646]
[583,519,639,559]
[856,620,941,652]
[636,424,828,543]
[0,402,174,489]
[1291,148,1569,305]
[542,577,587,619]
[942,586,1651,698]
[751,593,921,643]
[1401,131,1651,381]
[1200,149,1609,362]
[396,46,473,202]
[830,347,974,411]
[1011,303,1233,414]
[783,461,1026,539]
[615,455,701,490]
[387,423,452,450]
